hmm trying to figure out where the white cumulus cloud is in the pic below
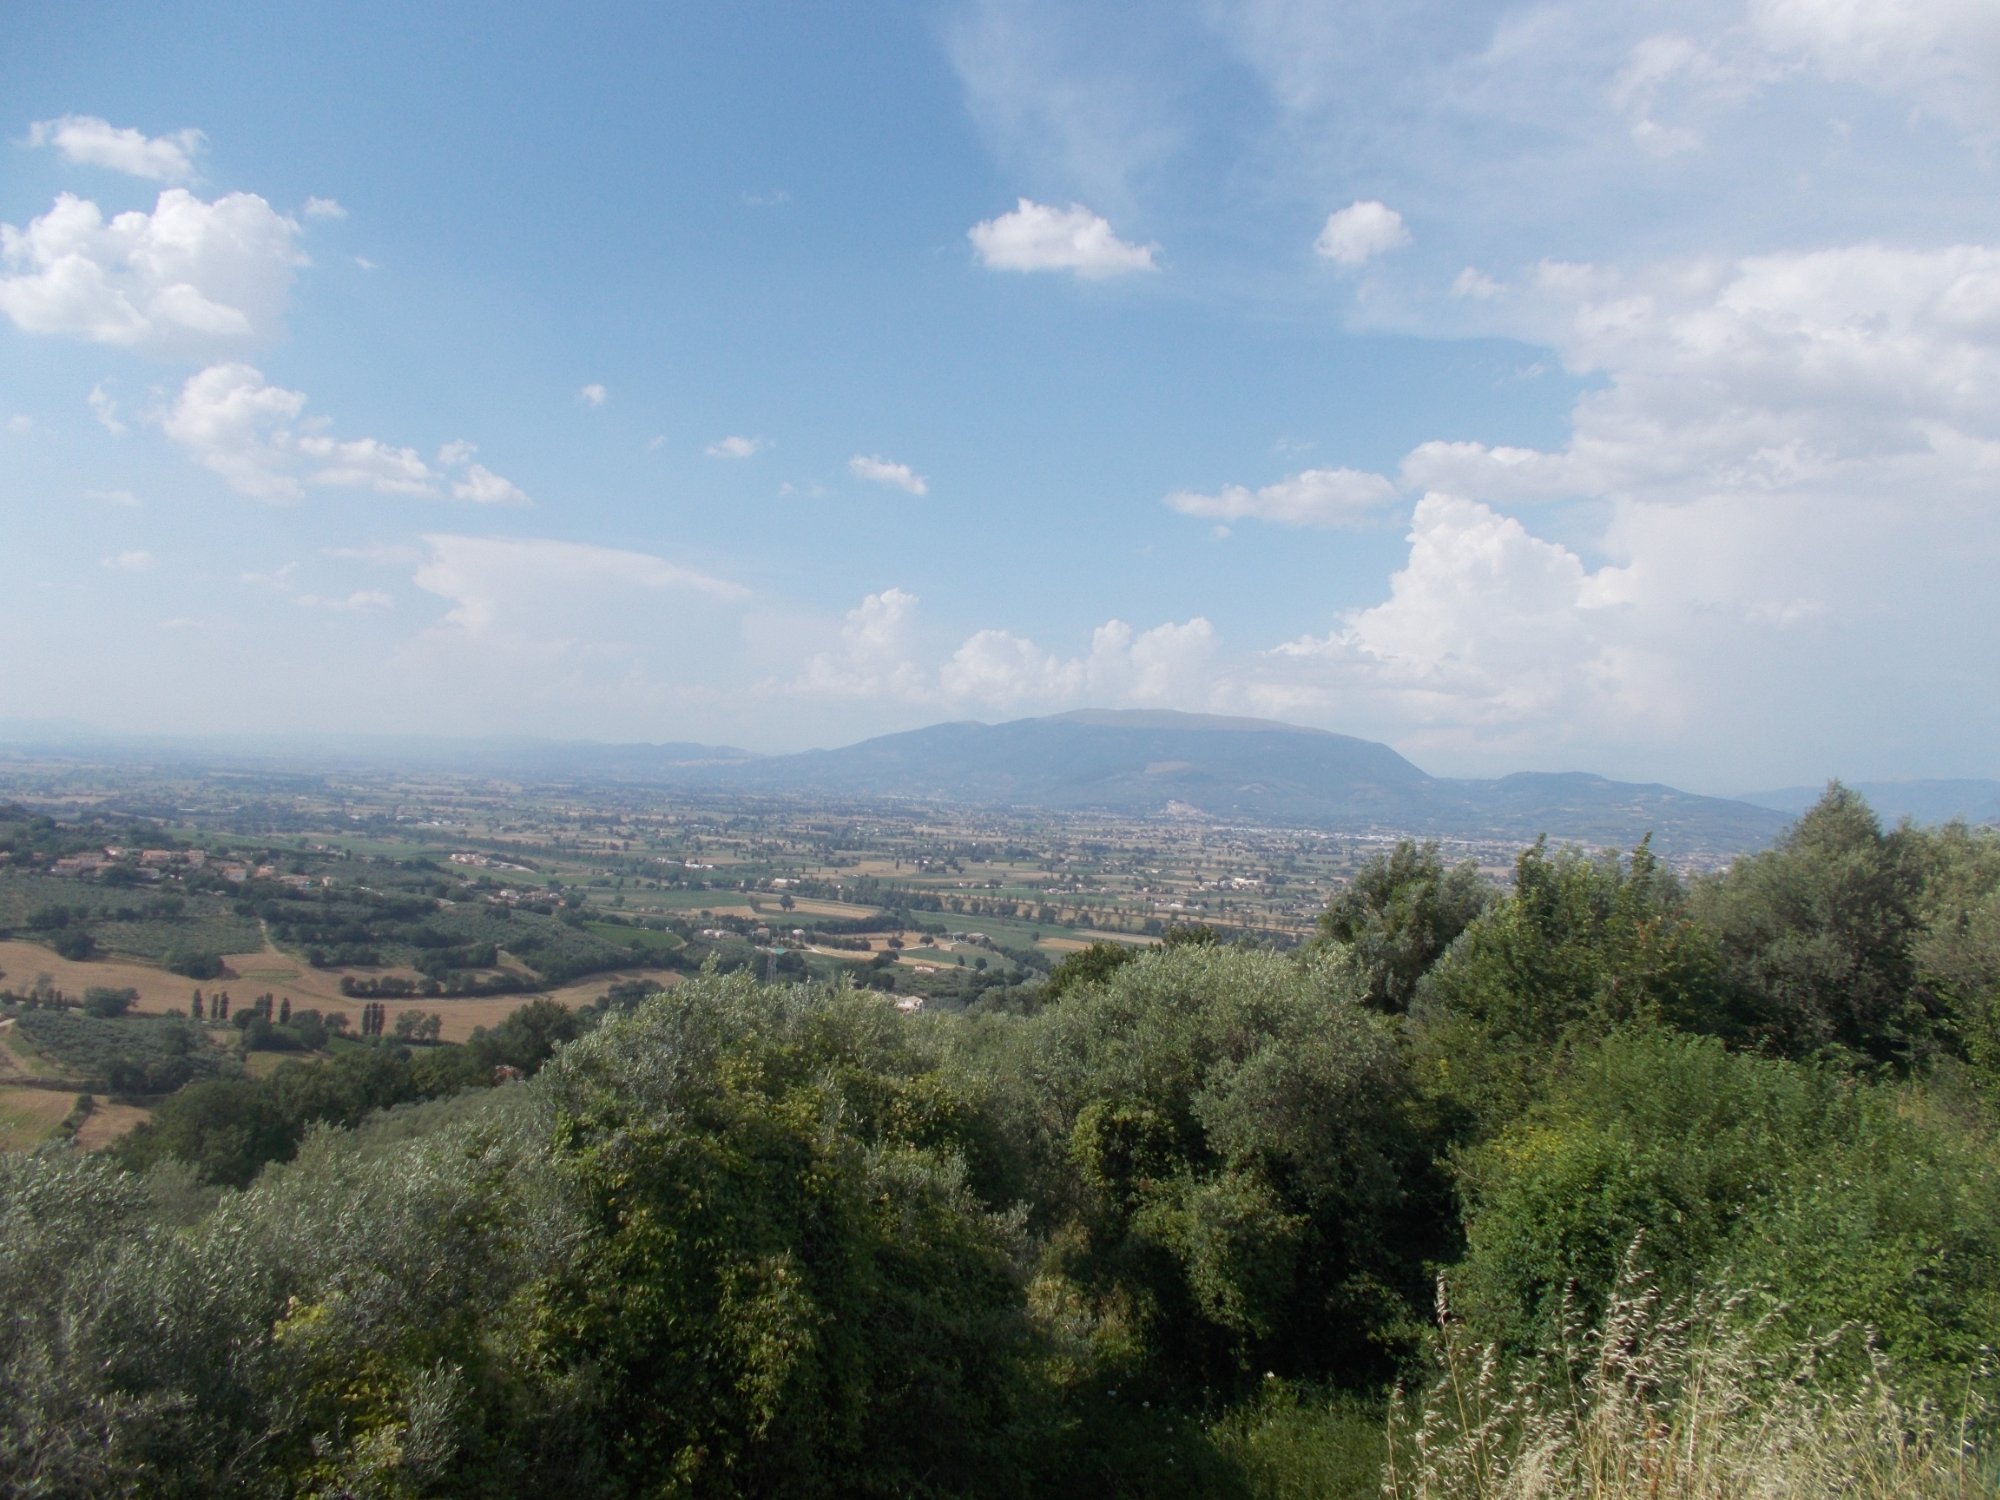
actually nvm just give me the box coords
[705,434,765,458]
[939,617,1217,709]
[161,363,311,501]
[301,196,347,219]
[849,454,929,495]
[1314,201,1410,266]
[293,434,435,496]
[576,383,607,407]
[159,363,530,505]
[1264,493,1650,749]
[0,189,304,357]
[797,588,933,699]
[968,198,1157,278]
[99,549,155,573]
[1165,466,1398,527]
[27,115,203,180]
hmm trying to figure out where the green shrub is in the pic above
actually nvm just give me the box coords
[165,949,225,980]
[1453,1029,2000,1407]
[81,985,137,1019]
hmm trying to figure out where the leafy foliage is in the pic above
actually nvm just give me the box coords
[1318,840,1490,1013]
[1452,1030,2000,1407]
[1692,783,1927,1061]
[975,945,1445,1395]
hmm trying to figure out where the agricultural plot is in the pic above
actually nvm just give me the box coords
[71,1098,150,1150]
[0,873,261,960]
[584,921,684,957]
[11,1009,227,1093]
[0,940,217,1013]
[0,1087,76,1149]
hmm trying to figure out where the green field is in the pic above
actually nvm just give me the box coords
[585,921,684,956]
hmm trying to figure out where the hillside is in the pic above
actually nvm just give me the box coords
[713,709,1430,816]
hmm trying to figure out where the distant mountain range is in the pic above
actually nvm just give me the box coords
[672,710,1790,855]
[11,710,1990,856]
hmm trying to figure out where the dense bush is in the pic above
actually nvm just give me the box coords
[962,944,1447,1398]
[81,985,137,1019]
[1448,1029,2000,1399]
[164,948,224,980]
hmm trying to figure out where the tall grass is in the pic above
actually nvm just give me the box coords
[1384,1264,1993,1500]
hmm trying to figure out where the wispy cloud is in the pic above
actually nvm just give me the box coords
[1165,467,1398,527]
[87,382,125,435]
[295,589,393,612]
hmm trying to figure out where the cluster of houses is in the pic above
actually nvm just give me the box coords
[447,851,537,874]
[50,846,207,878]
[45,846,326,891]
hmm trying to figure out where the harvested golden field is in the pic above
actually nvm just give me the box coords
[320,967,681,1044]
[846,859,905,876]
[212,950,421,1009]
[1,940,684,1045]
[73,1098,149,1151]
[805,946,873,963]
[0,939,212,1014]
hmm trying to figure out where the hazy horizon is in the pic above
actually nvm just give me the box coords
[5,705,1994,806]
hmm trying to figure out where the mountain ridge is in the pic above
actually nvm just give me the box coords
[682,711,1787,855]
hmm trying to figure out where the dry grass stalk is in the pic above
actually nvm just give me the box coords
[1383,1262,1991,1500]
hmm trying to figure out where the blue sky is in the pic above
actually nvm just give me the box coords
[3,0,1998,792]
